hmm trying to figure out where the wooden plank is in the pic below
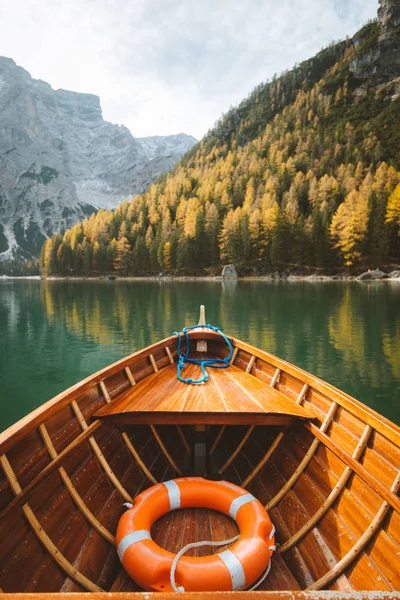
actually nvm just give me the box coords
[38,424,115,545]
[219,426,254,474]
[150,425,183,476]
[97,366,181,414]
[278,424,372,553]
[70,401,133,503]
[306,471,400,590]
[305,422,400,515]
[95,412,300,426]
[223,368,313,417]
[204,370,230,412]
[0,455,103,593]
[2,328,399,466]
[0,420,102,522]
[94,362,313,421]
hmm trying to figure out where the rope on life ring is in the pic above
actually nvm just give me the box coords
[116,477,276,592]
[170,524,276,593]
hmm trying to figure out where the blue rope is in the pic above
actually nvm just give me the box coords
[172,324,233,384]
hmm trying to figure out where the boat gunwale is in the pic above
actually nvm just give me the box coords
[0,331,399,458]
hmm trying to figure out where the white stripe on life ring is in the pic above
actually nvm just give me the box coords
[163,480,181,510]
[117,529,151,562]
[218,549,246,590]
[229,493,256,520]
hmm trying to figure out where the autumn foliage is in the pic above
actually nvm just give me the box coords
[40,21,400,277]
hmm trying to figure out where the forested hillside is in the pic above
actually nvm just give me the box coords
[41,15,400,277]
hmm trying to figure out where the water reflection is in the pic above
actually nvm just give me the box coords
[0,280,399,430]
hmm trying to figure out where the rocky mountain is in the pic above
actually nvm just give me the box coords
[350,0,400,85]
[0,57,196,259]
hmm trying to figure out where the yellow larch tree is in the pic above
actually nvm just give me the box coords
[330,189,370,266]
[386,184,400,232]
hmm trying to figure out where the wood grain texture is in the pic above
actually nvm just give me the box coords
[100,377,157,484]
[1,328,400,594]
[93,363,314,424]
[278,424,372,554]
[307,471,400,590]
[70,401,133,503]
[0,455,103,592]
[38,424,115,544]
[0,420,102,522]
[150,425,183,476]
[305,422,400,514]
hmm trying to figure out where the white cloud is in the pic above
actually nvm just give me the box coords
[0,0,378,139]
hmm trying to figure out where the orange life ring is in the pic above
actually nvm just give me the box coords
[116,477,275,592]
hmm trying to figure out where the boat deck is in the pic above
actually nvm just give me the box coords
[93,361,314,426]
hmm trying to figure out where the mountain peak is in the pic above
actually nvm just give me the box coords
[0,57,196,260]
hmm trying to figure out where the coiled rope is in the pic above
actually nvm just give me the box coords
[172,324,233,384]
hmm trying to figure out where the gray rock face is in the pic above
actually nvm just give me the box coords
[357,269,388,280]
[378,0,400,35]
[350,0,400,85]
[0,57,196,258]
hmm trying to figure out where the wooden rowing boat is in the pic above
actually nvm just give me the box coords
[0,307,399,598]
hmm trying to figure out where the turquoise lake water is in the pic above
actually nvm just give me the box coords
[0,279,399,431]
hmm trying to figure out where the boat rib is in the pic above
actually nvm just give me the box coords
[264,399,338,509]
[150,425,183,476]
[307,470,400,590]
[0,454,104,592]
[99,380,157,485]
[278,423,372,553]
[71,400,133,503]
[38,423,115,544]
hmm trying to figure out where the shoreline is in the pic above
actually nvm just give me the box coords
[2,274,398,282]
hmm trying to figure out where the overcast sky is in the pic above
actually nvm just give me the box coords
[0,0,378,140]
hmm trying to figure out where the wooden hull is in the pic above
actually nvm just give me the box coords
[0,330,399,597]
